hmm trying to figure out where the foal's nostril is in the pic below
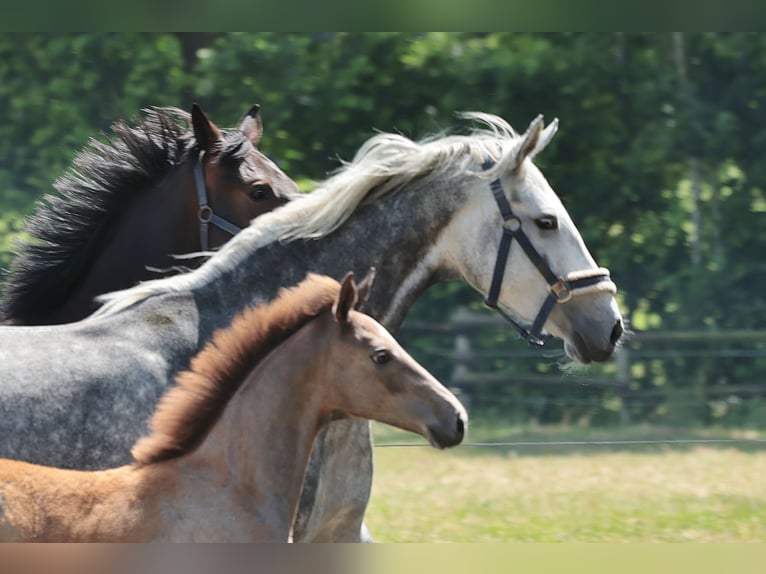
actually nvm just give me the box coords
[456,416,465,439]
[610,320,624,346]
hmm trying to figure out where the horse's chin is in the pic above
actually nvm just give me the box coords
[564,338,590,364]
[546,323,594,365]
[564,331,616,364]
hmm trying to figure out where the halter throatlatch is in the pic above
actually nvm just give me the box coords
[482,157,616,346]
[194,151,242,251]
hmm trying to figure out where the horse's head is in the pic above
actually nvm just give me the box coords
[320,271,467,449]
[451,115,624,364]
[189,103,300,250]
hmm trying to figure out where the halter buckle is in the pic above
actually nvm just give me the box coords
[198,205,213,224]
[502,216,522,233]
[550,278,572,303]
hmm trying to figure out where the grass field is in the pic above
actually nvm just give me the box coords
[366,423,766,542]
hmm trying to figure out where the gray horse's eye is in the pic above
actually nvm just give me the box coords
[535,215,558,230]
[370,347,392,365]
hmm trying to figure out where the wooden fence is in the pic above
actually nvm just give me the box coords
[399,309,766,425]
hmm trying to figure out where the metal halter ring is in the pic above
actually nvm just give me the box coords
[502,216,522,233]
[198,205,214,224]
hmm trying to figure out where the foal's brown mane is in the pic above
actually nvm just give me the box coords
[132,274,341,466]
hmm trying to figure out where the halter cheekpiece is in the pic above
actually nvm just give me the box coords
[195,151,243,250]
[481,156,615,346]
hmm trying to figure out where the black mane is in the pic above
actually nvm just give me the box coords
[0,107,249,324]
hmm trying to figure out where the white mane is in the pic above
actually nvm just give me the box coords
[94,112,521,317]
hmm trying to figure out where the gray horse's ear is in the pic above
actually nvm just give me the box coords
[191,102,223,154]
[511,114,545,173]
[354,267,376,311]
[239,104,263,147]
[334,272,358,324]
[533,118,558,156]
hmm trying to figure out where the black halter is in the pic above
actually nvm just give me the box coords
[194,151,242,251]
[481,157,615,346]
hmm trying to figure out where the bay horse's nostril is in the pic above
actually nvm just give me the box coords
[456,415,465,440]
[610,320,624,346]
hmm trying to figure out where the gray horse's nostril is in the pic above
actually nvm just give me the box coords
[456,415,465,439]
[610,320,624,346]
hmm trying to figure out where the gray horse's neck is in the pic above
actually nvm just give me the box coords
[193,179,464,338]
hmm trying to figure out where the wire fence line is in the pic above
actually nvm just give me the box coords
[375,438,766,448]
[381,321,766,451]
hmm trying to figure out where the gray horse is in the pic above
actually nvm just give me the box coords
[0,114,623,542]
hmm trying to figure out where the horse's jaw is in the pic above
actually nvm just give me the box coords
[547,294,624,364]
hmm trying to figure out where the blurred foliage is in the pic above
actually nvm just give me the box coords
[1,33,765,425]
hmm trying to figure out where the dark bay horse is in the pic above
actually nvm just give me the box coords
[0,103,299,325]
[0,113,624,542]
[0,272,466,542]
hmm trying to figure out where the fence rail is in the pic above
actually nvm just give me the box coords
[399,310,766,425]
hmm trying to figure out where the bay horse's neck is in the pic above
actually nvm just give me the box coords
[177,316,335,541]
[194,177,465,340]
[52,165,198,324]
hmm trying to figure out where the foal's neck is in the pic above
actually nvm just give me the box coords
[184,316,334,540]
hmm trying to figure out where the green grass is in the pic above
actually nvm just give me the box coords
[367,423,766,542]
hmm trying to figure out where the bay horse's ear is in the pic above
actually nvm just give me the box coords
[191,102,223,154]
[239,104,263,147]
[511,114,545,173]
[333,272,358,324]
[354,267,377,311]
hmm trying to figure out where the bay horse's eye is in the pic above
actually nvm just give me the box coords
[370,347,392,365]
[535,215,558,230]
[249,184,273,201]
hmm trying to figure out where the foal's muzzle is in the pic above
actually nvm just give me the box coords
[427,413,466,449]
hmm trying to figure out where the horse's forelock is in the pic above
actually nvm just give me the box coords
[219,131,255,162]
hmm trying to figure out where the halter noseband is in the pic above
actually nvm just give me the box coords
[194,151,242,251]
[482,157,615,346]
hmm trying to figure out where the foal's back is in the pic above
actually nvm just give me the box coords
[0,454,269,542]
[0,458,158,542]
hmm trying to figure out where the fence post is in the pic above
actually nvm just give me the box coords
[450,333,473,410]
[451,333,472,382]
[616,347,632,425]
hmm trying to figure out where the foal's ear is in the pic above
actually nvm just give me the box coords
[354,267,377,311]
[191,102,223,154]
[239,104,263,147]
[333,272,359,324]
[511,114,545,173]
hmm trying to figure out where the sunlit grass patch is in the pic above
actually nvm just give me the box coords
[367,423,766,542]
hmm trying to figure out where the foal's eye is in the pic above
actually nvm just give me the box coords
[249,184,272,201]
[370,347,392,365]
[535,215,558,230]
